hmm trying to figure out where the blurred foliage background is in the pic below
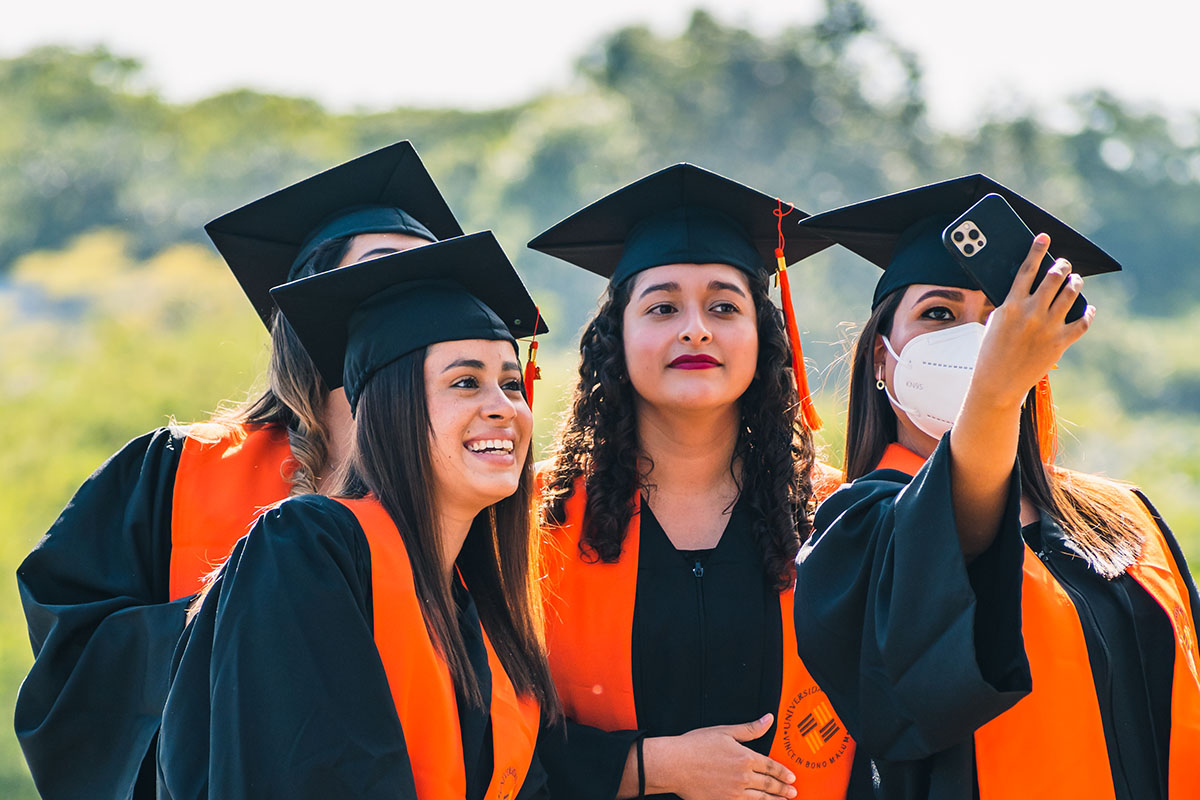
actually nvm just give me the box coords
[3,2,1200,794]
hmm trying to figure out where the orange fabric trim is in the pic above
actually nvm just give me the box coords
[774,588,855,795]
[542,487,640,731]
[168,424,293,600]
[480,633,542,800]
[812,461,845,503]
[336,498,540,800]
[1124,501,1200,800]
[873,443,928,477]
[540,477,854,797]
[973,548,1116,800]
[871,447,1200,798]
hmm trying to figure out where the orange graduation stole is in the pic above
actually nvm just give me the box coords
[541,478,855,799]
[337,498,541,800]
[875,444,1200,800]
[168,423,294,600]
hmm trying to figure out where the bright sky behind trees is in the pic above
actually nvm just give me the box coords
[4,0,1196,132]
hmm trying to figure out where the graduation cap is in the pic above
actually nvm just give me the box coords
[206,140,464,325]
[528,162,831,429]
[528,162,832,283]
[798,173,1122,463]
[793,173,1122,309]
[271,231,548,414]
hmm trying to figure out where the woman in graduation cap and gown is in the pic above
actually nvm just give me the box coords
[14,141,463,800]
[792,175,1200,800]
[528,164,867,799]
[157,231,559,799]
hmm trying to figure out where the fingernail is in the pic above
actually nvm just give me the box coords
[786,772,796,783]
[1035,233,1050,245]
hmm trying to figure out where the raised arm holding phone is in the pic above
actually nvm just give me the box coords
[791,175,1200,800]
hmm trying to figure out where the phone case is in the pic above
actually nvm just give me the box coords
[941,193,1086,323]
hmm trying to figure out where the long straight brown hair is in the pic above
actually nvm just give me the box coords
[336,349,560,716]
[207,237,353,494]
[845,288,1145,578]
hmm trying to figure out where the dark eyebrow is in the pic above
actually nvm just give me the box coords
[502,361,521,373]
[441,358,485,373]
[355,247,400,262]
[638,281,680,299]
[914,288,966,305]
[709,280,747,297]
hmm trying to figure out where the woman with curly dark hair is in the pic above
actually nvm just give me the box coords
[527,164,865,800]
[15,142,461,800]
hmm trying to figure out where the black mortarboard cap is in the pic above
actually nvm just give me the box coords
[795,173,1122,308]
[206,140,464,325]
[527,163,832,284]
[271,232,548,413]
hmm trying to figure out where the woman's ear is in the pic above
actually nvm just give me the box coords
[872,333,888,377]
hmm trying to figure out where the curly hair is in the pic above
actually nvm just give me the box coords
[540,269,816,591]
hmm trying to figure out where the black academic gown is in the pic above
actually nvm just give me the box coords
[15,428,188,800]
[157,494,549,800]
[793,435,1198,800]
[544,499,871,800]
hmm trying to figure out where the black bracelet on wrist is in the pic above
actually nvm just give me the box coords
[636,735,647,797]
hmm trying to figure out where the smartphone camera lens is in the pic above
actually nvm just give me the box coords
[953,231,965,243]
[963,244,975,255]
[968,229,980,240]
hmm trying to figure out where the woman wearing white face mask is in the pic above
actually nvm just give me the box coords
[790,176,1200,800]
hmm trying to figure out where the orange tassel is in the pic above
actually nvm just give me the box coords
[523,306,542,408]
[777,249,822,431]
[1035,374,1057,464]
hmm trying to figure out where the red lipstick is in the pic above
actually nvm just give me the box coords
[668,354,721,369]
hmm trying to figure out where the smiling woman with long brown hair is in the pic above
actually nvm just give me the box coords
[14,142,463,800]
[157,232,560,799]
[792,175,1200,800]
[529,164,866,800]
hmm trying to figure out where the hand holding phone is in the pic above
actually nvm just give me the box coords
[942,194,1087,323]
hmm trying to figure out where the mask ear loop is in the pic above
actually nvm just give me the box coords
[880,333,904,364]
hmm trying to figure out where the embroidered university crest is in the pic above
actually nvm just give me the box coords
[780,685,852,770]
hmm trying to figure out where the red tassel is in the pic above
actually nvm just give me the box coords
[523,340,541,406]
[774,200,821,431]
[523,306,542,409]
[1035,374,1057,464]
[777,250,821,431]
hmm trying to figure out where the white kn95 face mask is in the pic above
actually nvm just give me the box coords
[881,322,986,440]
